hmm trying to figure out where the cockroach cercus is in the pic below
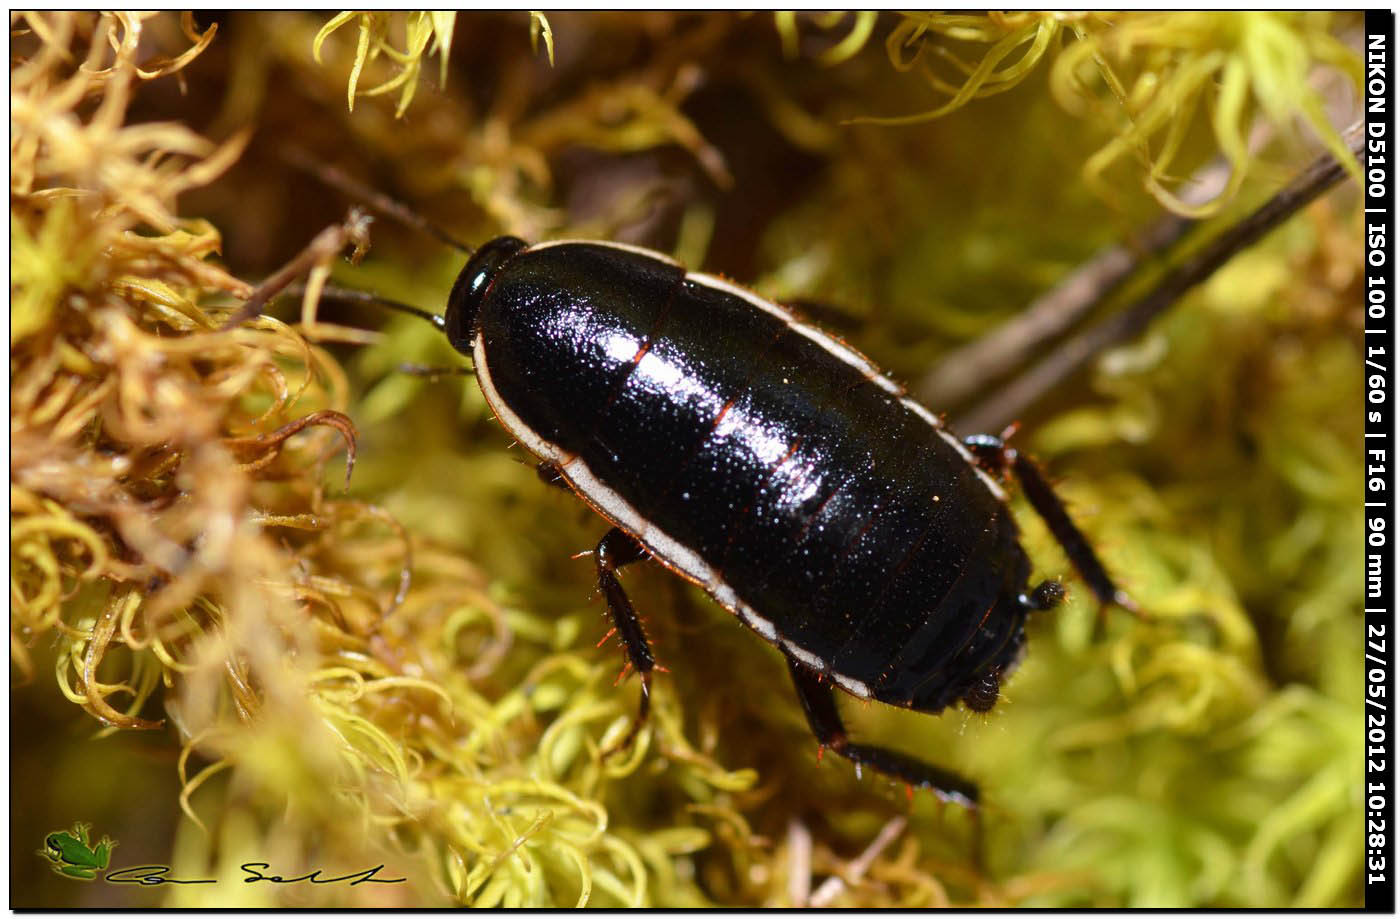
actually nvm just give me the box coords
[322,232,1134,808]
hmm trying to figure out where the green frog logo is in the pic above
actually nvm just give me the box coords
[41,822,115,880]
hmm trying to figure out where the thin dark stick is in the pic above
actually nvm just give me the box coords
[919,64,1360,410]
[917,146,1256,408]
[282,146,474,255]
[917,212,1195,408]
[220,212,370,330]
[953,121,1363,436]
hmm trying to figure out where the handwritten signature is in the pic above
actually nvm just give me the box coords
[104,863,406,886]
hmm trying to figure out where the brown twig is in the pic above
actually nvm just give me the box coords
[951,120,1363,436]
[918,212,1196,409]
[920,58,1362,412]
[806,815,908,907]
[219,211,371,331]
[918,115,1300,409]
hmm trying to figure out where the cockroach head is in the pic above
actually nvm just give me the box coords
[444,236,528,354]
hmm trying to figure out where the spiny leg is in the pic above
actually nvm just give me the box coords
[787,658,979,808]
[595,526,655,758]
[963,434,1135,611]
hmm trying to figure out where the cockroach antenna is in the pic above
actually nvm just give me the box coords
[294,283,447,332]
[273,148,469,337]
[281,145,476,256]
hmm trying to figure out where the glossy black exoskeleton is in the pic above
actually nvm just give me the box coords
[430,235,1131,807]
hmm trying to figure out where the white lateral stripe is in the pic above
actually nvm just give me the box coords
[792,322,904,395]
[477,335,718,591]
[833,673,873,699]
[937,427,975,465]
[686,264,1009,505]
[738,604,778,642]
[901,397,943,430]
[686,270,793,322]
[972,466,1007,501]
[783,640,825,671]
[686,271,902,394]
[932,428,1008,501]
[474,337,567,465]
[526,238,682,266]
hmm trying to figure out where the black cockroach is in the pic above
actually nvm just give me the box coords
[332,230,1132,808]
